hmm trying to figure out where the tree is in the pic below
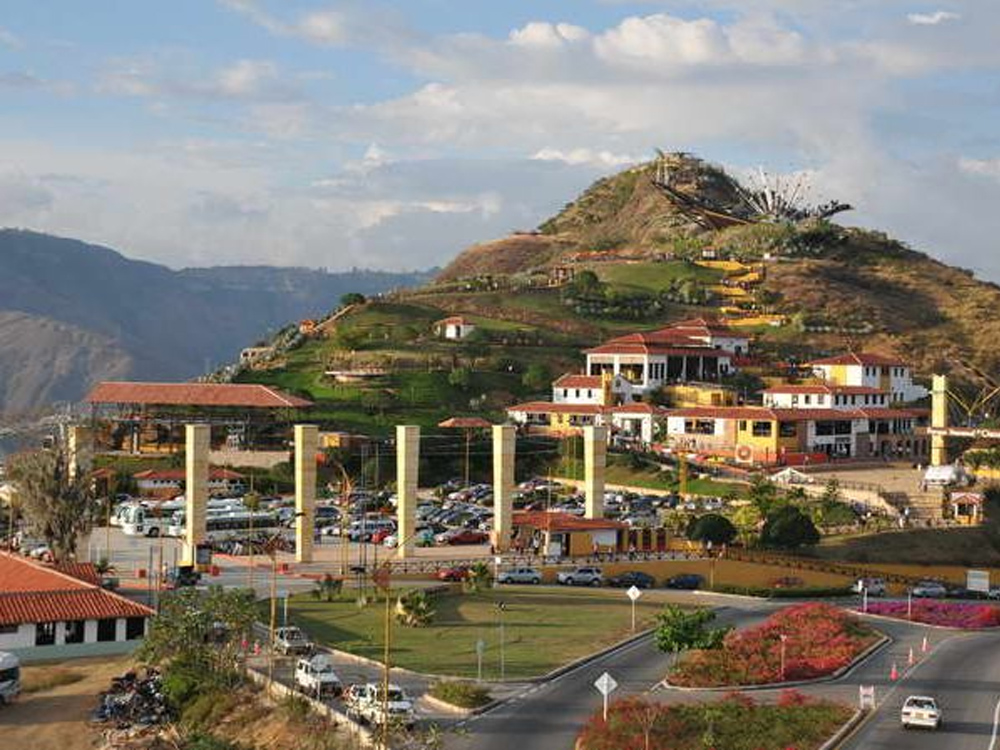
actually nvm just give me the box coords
[463,561,493,594]
[395,590,436,627]
[654,605,729,654]
[571,269,602,296]
[448,366,472,390]
[760,506,820,549]
[521,363,551,392]
[686,513,737,546]
[746,475,784,518]
[311,573,343,602]
[731,504,763,546]
[340,292,366,307]
[7,449,95,561]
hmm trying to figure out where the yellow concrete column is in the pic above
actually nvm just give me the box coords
[294,424,318,563]
[931,374,948,467]
[183,424,209,566]
[66,425,92,480]
[584,425,607,519]
[396,425,420,559]
[492,425,515,552]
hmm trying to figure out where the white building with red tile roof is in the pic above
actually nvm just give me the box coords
[434,316,476,340]
[806,353,929,403]
[762,383,891,410]
[0,552,154,658]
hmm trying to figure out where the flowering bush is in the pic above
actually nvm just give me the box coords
[669,603,877,687]
[577,693,852,750]
[862,601,1000,628]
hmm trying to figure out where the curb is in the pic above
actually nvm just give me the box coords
[818,709,867,750]
[658,633,891,693]
[419,692,476,716]
[855,609,1000,632]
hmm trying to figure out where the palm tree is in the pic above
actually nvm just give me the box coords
[464,562,493,594]
[311,573,343,602]
[394,590,435,627]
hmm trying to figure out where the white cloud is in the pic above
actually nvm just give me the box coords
[509,22,590,48]
[532,148,638,168]
[907,10,960,25]
[958,157,1000,179]
[0,27,21,49]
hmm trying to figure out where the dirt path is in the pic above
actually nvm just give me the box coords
[0,656,133,750]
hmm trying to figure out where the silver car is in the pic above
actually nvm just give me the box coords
[497,567,542,585]
[911,581,947,598]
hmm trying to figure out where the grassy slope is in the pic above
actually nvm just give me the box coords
[287,587,673,678]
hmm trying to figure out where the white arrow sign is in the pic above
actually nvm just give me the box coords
[626,585,642,602]
[594,672,618,721]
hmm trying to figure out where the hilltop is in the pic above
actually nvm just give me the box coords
[0,229,429,415]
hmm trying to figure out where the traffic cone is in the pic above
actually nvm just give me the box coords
[908,647,915,666]
[890,662,899,681]
[921,635,929,653]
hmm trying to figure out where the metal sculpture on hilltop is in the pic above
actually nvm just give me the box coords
[651,151,853,230]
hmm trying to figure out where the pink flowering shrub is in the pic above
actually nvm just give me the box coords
[670,603,877,687]
[862,600,1000,628]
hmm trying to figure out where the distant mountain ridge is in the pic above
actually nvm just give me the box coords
[0,229,429,415]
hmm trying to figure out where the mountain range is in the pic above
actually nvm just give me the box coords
[0,229,429,415]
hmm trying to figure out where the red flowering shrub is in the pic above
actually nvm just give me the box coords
[577,693,851,750]
[862,601,1000,628]
[669,603,878,687]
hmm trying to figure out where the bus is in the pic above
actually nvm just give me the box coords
[120,498,246,537]
[165,508,283,540]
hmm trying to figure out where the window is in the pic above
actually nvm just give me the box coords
[752,421,772,437]
[0,624,17,635]
[791,395,799,406]
[804,395,812,405]
[685,419,715,435]
[575,389,580,399]
[97,618,117,642]
[35,621,56,646]
[739,420,747,431]
[64,620,85,644]
[125,617,145,641]
[779,422,797,438]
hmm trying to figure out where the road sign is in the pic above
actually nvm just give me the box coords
[859,685,875,709]
[967,569,990,594]
[277,589,289,599]
[594,672,618,721]
[594,672,618,696]
[626,585,642,602]
[475,638,485,656]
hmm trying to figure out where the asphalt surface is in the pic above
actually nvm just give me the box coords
[446,597,775,750]
[841,629,1000,750]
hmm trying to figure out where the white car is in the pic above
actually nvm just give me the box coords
[911,581,947,598]
[294,654,342,698]
[557,567,603,586]
[497,567,542,585]
[901,695,941,729]
[347,683,416,728]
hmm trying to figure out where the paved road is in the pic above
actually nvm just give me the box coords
[841,629,1000,750]
[446,598,775,750]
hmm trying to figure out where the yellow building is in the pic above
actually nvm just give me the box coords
[664,382,737,408]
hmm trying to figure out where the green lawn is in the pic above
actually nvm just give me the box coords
[286,587,674,679]
[594,260,722,293]
[557,453,746,497]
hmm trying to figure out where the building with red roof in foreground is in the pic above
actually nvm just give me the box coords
[84,380,313,454]
[0,552,154,658]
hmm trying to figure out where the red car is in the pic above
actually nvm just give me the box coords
[371,527,395,545]
[437,565,470,582]
[447,529,489,545]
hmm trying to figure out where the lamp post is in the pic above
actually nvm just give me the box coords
[266,514,302,686]
[779,634,788,681]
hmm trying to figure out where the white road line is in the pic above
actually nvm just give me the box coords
[987,695,1000,750]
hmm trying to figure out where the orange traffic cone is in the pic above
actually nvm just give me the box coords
[921,635,929,653]
[908,647,915,666]
[890,662,899,681]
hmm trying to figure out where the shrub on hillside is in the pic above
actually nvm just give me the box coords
[761,506,820,548]
[686,513,737,545]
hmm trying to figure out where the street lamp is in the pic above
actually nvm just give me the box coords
[779,634,788,681]
[265,513,302,686]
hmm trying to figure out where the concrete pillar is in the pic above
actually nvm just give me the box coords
[182,424,209,566]
[294,424,318,563]
[584,425,607,520]
[492,425,515,552]
[931,374,949,467]
[66,425,92,480]
[396,426,420,559]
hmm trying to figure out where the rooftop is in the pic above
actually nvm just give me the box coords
[808,352,905,368]
[553,374,603,389]
[513,511,624,531]
[86,381,313,409]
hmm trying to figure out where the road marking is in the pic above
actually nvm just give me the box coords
[988,695,1000,750]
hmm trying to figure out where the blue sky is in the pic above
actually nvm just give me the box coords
[3,1,1000,279]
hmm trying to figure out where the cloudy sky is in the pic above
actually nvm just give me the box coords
[2,1,1000,278]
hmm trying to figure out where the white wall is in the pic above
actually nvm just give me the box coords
[0,624,34,650]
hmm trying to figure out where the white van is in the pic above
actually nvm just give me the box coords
[0,652,20,705]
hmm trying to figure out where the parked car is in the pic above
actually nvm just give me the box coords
[347,683,416,728]
[911,581,948,599]
[665,573,704,590]
[901,695,941,730]
[987,587,1000,600]
[294,654,342,698]
[557,567,603,586]
[607,571,656,589]
[444,529,489,546]
[770,576,805,589]
[274,626,313,656]
[437,565,470,582]
[853,577,887,596]
[497,567,542,585]
[164,565,202,590]
[0,651,20,705]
